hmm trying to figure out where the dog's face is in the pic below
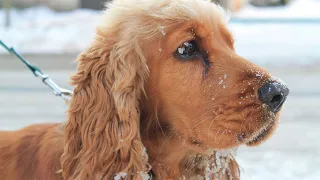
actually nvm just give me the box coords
[142,2,289,152]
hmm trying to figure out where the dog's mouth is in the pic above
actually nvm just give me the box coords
[244,104,277,146]
[246,125,272,145]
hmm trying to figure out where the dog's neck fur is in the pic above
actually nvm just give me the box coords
[141,122,239,180]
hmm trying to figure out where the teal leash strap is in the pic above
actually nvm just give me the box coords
[0,40,73,102]
[0,40,43,76]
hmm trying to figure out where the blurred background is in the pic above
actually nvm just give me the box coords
[0,0,319,179]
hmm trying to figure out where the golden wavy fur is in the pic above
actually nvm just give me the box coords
[0,0,288,179]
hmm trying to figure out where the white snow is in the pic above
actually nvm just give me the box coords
[228,23,320,66]
[0,6,100,54]
[202,149,239,180]
[139,171,151,180]
[114,172,127,180]
[233,0,320,19]
[159,25,167,35]
[237,148,320,180]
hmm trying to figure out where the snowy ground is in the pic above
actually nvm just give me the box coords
[234,0,320,19]
[0,0,320,179]
[0,7,100,54]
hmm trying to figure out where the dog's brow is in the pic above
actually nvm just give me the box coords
[187,27,197,37]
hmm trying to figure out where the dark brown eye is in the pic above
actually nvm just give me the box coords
[174,40,201,60]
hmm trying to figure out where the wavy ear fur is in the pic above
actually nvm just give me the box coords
[61,22,150,179]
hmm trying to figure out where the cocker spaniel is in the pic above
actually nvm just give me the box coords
[0,0,289,179]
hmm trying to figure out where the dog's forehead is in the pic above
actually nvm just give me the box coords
[153,1,227,24]
[147,1,229,37]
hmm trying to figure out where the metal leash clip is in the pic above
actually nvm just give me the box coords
[0,40,73,102]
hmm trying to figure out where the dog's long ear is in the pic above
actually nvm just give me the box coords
[61,30,150,179]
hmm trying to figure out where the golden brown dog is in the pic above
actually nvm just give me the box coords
[0,0,289,179]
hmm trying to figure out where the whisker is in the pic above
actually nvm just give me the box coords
[189,115,212,132]
[152,131,175,164]
[207,114,221,141]
[217,121,232,145]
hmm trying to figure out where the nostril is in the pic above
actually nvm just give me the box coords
[270,94,284,112]
[271,94,282,104]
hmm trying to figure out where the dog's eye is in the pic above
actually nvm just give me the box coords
[175,40,201,60]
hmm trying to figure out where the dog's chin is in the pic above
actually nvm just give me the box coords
[246,104,278,146]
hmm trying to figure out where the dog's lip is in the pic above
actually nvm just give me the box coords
[246,128,268,145]
[245,122,274,145]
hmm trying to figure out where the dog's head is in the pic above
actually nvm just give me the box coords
[61,0,289,179]
[137,0,289,151]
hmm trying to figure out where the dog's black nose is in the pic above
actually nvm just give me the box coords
[258,81,289,113]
